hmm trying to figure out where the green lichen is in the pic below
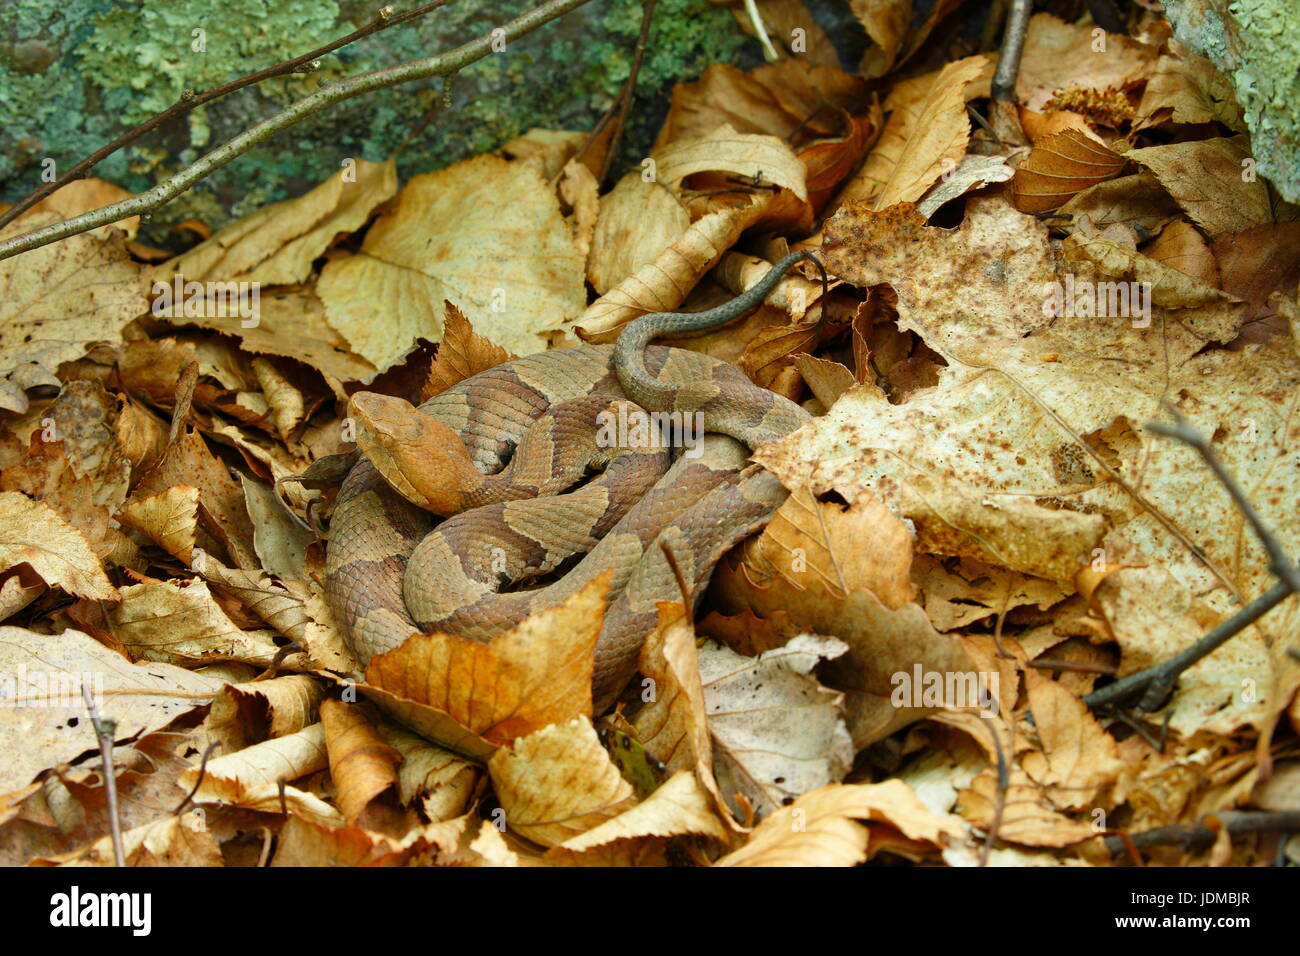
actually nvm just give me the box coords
[0,0,751,241]
[1163,0,1300,202]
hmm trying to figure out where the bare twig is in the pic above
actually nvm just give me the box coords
[81,683,126,867]
[1103,810,1300,860]
[1085,408,1298,712]
[990,0,1032,102]
[741,0,780,62]
[173,740,223,815]
[979,720,1010,867]
[0,1,453,234]
[599,0,659,186]
[0,0,594,261]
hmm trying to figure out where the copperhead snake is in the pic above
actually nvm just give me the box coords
[326,251,819,710]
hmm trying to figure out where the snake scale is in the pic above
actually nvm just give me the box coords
[326,251,817,709]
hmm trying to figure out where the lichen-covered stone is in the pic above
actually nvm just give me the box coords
[0,0,750,241]
[1161,0,1300,202]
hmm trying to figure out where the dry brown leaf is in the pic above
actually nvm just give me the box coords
[916,154,1016,218]
[729,485,917,608]
[0,491,116,599]
[176,723,341,826]
[376,722,478,820]
[1145,219,1219,287]
[360,573,608,758]
[117,485,200,563]
[1022,669,1125,809]
[1136,46,1245,132]
[633,603,721,801]
[955,764,1097,848]
[834,54,992,212]
[488,716,636,847]
[1011,128,1127,213]
[32,815,223,867]
[852,0,911,77]
[1212,223,1300,320]
[913,554,1070,632]
[1121,137,1272,239]
[133,428,258,570]
[419,301,515,401]
[803,195,1297,739]
[651,124,807,201]
[1015,13,1156,112]
[1058,171,1182,236]
[159,158,397,286]
[270,814,442,866]
[107,578,284,667]
[318,154,585,366]
[320,699,403,827]
[500,128,587,181]
[209,674,325,744]
[586,174,691,296]
[550,770,730,861]
[716,780,961,865]
[575,198,779,340]
[1062,227,1233,308]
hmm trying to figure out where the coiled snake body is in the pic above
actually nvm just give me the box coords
[326,252,815,709]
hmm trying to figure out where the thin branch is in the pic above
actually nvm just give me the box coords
[990,0,1032,102]
[81,683,126,867]
[1103,810,1300,860]
[1085,408,1298,712]
[0,1,453,234]
[741,0,781,63]
[598,0,658,187]
[173,741,223,815]
[0,0,595,261]
[979,719,1010,867]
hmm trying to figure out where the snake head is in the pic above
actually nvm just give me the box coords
[348,392,483,516]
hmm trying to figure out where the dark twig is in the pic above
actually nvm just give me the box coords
[979,720,1010,867]
[173,741,223,815]
[0,0,594,261]
[81,683,126,867]
[1103,811,1300,860]
[1084,408,1298,712]
[599,0,658,187]
[0,1,452,234]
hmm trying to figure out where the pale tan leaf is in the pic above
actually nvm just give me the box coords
[159,158,397,285]
[318,155,585,366]
[0,212,148,377]
[0,626,225,793]
[652,125,807,201]
[488,717,635,847]
[1121,137,1272,239]
[107,578,283,667]
[716,780,961,865]
[701,635,853,819]
[0,491,116,599]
